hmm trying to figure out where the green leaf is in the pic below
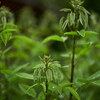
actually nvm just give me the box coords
[64,32,77,35]
[77,30,85,37]
[60,8,71,12]
[13,63,29,74]
[2,29,18,33]
[77,78,91,83]
[1,47,12,55]
[93,80,100,86]
[17,73,33,80]
[88,70,100,80]
[85,31,99,35]
[67,87,80,100]
[1,32,8,46]
[0,69,12,75]
[14,35,33,43]
[42,35,64,44]
[38,91,45,100]
[95,44,100,48]
[59,17,65,31]
[19,84,36,97]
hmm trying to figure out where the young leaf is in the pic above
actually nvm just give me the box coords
[85,31,99,35]
[17,73,33,80]
[64,32,77,35]
[42,35,64,44]
[38,91,45,100]
[67,87,80,100]
[0,69,12,75]
[13,63,29,74]
[60,8,71,12]
[77,30,85,37]
[88,70,100,80]
[19,84,36,97]
[1,32,8,45]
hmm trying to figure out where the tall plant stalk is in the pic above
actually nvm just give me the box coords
[44,56,49,100]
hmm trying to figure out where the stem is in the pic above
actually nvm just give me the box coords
[69,36,76,100]
[45,60,48,100]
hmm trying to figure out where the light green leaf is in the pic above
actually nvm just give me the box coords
[88,70,100,80]
[0,69,12,75]
[67,87,80,100]
[13,63,29,74]
[17,73,33,80]
[64,32,77,35]
[93,80,100,86]
[19,84,36,97]
[2,29,18,33]
[42,35,64,44]
[85,31,99,35]
[1,32,8,45]
[77,30,85,37]
[95,44,100,48]
[14,35,33,43]
[77,78,91,83]
[60,8,71,12]
[38,91,45,100]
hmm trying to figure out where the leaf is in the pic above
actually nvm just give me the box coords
[77,78,91,83]
[14,35,33,43]
[67,87,80,100]
[77,30,85,37]
[19,84,36,97]
[2,29,18,33]
[13,63,29,74]
[38,91,45,100]
[17,73,33,80]
[85,31,99,35]
[42,35,64,44]
[88,70,100,80]
[93,80,100,86]
[59,17,65,31]
[0,69,12,75]
[60,8,71,12]
[95,44,100,48]
[64,32,77,35]
[1,32,8,45]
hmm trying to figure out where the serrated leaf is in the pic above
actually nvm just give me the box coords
[59,17,65,31]
[19,84,36,97]
[17,73,33,80]
[67,87,80,100]
[60,8,71,12]
[42,35,64,44]
[77,30,85,37]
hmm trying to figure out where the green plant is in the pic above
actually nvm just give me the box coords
[42,0,99,100]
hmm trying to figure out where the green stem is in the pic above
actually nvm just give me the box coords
[45,61,48,100]
[69,36,76,100]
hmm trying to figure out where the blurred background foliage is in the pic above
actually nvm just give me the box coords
[0,0,100,100]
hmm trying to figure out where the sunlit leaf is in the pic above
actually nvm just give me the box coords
[19,84,36,97]
[13,63,29,74]
[17,72,33,80]
[64,32,77,35]
[67,87,80,100]
[42,35,64,43]
[60,8,71,12]
[77,30,85,37]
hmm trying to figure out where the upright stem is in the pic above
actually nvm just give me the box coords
[45,60,48,100]
[69,36,76,100]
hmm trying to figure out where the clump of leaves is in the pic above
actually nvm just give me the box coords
[33,56,63,82]
[0,6,17,46]
[59,0,90,32]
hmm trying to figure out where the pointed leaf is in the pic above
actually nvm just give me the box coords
[67,87,80,100]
